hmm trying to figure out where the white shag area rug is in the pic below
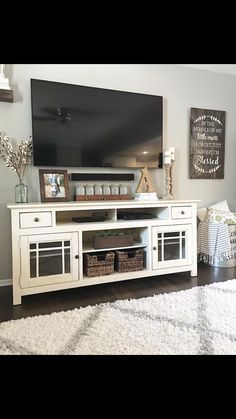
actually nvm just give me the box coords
[1,279,236,355]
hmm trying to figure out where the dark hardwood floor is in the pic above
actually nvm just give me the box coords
[0,262,235,323]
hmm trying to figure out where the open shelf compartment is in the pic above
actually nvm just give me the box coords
[116,206,169,221]
[56,208,116,225]
[82,226,148,252]
[82,248,147,278]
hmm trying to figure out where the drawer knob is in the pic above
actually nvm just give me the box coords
[34,217,40,222]
[181,211,185,215]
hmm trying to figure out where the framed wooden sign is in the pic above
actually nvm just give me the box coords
[189,107,226,179]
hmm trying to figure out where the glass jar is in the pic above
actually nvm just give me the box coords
[119,184,128,195]
[94,184,103,195]
[85,184,94,195]
[76,184,85,195]
[102,184,111,195]
[111,184,119,195]
[15,180,28,203]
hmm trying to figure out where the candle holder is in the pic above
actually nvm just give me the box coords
[163,164,173,200]
[163,147,175,200]
[170,159,175,199]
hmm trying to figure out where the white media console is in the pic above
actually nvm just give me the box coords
[8,199,199,305]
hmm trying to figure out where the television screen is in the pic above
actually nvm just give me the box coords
[31,79,163,168]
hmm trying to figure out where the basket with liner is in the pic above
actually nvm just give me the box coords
[93,230,134,250]
[83,251,115,277]
[115,248,144,273]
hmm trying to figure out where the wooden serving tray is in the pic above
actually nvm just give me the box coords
[76,194,133,201]
[93,234,134,249]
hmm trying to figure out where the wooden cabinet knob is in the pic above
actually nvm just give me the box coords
[181,211,185,215]
[75,255,79,259]
[34,217,39,222]
[153,246,157,251]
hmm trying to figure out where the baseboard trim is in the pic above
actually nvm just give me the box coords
[0,278,12,287]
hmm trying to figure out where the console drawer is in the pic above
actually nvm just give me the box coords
[171,206,192,219]
[20,212,52,229]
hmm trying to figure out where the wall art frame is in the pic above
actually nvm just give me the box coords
[189,107,226,179]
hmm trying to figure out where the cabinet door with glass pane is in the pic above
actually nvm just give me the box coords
[20,233,79,288]
[152,225,192,270]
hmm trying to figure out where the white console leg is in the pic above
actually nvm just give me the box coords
[191,263,198,277]
[13,288,22,305]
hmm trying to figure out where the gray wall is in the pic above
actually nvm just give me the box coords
[1,64,236,280]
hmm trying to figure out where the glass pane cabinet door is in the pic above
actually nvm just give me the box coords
[152,225,192,270]
[20,233,79,288]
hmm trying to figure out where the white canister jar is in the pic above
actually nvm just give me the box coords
[111,184,119,195]
[94,184,103,195]
[102,184,111,195]
[76,184,85,195]
[119,184,128,195]
[85,184,94,195]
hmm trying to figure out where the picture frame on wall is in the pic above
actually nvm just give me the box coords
[39,169,70,202]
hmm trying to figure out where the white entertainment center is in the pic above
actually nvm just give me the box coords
[8,199,199,305]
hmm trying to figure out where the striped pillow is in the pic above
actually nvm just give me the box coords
[205,207,236,224]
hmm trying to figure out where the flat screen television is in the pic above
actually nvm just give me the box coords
[31,79,163,168]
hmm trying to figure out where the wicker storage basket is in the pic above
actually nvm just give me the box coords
[93,234,134,249]
[84,252,115,277]
[115,249,144,273]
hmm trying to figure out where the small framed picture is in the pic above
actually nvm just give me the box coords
[39,169,70,202]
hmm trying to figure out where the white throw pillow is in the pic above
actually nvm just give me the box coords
[197,200,230,222]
